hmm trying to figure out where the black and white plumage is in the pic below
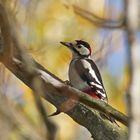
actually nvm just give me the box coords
[60,40,119,125]
[60,40,107,102]
[49,40,117,125]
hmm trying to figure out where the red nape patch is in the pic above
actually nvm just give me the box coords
[89,47,92,55]
[83,89,100,99]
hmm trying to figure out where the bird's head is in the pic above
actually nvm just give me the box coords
[60,40,91,58]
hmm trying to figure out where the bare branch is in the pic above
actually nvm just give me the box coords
[73,5,125,29]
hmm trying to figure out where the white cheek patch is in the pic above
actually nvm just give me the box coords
[75,45,90,55]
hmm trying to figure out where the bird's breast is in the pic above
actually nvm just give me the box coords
[68,60,101,99]
[69,60,89,90]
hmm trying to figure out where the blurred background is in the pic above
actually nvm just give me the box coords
[0,0,128,140]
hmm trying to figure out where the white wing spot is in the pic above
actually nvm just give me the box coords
[97,90,106,97]
[90,82,104,89]
[82,60,102,85]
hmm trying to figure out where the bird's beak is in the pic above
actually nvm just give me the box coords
[60,41,73,49]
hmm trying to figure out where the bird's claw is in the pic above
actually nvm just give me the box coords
[64,80,71,86]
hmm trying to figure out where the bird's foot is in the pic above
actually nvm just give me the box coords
[64,80,71,86]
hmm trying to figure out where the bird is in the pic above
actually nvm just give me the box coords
[60,40,107,102]
[59,40,118,125]
[49,40,117,125]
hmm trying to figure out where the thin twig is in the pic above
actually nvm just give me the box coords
[0,3,56,140]
[73,5,125,29]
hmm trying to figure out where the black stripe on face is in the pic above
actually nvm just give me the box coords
[72,47,81,56]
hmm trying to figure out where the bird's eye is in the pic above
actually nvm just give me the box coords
[77,45,82,48]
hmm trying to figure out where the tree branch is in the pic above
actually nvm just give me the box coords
[73,5,125,29]
[3,57,128,140]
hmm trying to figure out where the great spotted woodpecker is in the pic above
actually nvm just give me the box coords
[60,40,107,102]
[60,40,118,125]
[49,40,117,125]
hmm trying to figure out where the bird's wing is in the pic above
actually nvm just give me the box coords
[75,59,107,101]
